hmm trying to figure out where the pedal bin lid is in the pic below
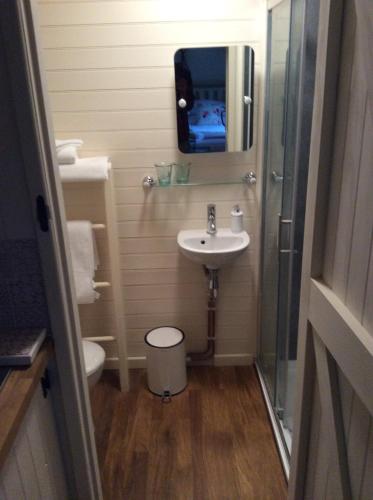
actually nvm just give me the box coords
[145,327,185,349]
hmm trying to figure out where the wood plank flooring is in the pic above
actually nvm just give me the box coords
[90,366,287,500]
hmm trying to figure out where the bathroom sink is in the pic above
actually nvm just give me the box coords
[177,228,250,269]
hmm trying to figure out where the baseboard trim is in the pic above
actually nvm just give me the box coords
[104,357,121,369]
[104,356,146,369]
[105,353,254,370]
[127,357,146,369]
[214,353,254,366]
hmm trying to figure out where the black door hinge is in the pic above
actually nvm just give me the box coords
[36,195,50,232]
[41,368,50,398]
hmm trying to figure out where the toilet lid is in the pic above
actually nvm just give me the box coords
[82,340,105,376]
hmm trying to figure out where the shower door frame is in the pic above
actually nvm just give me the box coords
[257,0,293,476]
[256,0,319,476]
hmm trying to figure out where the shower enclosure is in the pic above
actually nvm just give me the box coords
[257,0,319,467]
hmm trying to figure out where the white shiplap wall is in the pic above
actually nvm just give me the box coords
[36,0,267,365]
[0,385,68,499]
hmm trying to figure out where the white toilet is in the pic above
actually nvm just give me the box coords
[82,340,106,388]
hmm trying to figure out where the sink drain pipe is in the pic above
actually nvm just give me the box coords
[188,267,218,362]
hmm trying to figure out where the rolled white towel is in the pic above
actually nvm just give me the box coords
[55,139,83,165]
[59,157,110,182]
[57,145,79,165]
[56,139,83,150]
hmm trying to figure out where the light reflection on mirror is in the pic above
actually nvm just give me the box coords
[174,46,254,154]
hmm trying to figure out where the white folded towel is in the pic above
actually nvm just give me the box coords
[55,139,83,165]
[59,157,110,182]
[67,221,100,304]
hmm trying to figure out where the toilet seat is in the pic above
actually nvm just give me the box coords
[82,339,105,376]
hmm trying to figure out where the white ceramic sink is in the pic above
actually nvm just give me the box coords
[177,228,250,269]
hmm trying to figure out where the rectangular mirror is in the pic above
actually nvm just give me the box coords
[174,46,254,154]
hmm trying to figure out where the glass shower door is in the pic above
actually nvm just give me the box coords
[274,0,302,448]
[258,0,318,457]
[275,0,316,449]
[259,0,291,404]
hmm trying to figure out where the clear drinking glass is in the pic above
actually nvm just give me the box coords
[174,161,191,184]
[154,162,172,186]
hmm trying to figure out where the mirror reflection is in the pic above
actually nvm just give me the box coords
[174,46,254,154]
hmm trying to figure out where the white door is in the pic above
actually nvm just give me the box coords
[289,0,373,498]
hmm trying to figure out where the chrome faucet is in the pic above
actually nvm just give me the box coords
[207,204,217,235]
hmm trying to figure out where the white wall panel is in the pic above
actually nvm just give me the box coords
[43,42,260,71]
[37,0,266,362]
[46,67,174,91]
[0,386,68,500]
[38,0,262,26]
[40,20,260,48]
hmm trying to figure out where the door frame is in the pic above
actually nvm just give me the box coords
[0,1,102,498]
[289,0,373,497]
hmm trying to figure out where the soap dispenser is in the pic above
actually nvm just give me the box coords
[231,204,243,233]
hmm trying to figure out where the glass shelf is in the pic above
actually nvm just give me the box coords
[142,172,256,188]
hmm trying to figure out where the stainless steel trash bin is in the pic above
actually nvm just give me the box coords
[145,326,187,398]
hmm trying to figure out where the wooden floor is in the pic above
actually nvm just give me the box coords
[91,366,287,500]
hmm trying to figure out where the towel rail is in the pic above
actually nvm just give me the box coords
[63,166,129,391]
[93,281,111,289]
